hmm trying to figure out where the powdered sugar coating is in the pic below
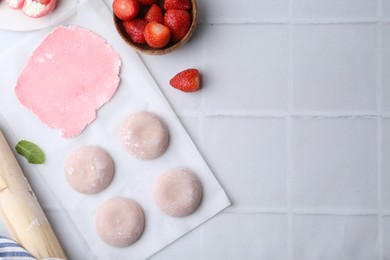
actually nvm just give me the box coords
[14,26,121,138]
[120,111,169,160]
[95,197,145,247]
[64,146,114,194]
[153,168,203,217]
[22,0,57,18]
[6,0,24,9]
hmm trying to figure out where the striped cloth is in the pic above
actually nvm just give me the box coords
[0,236,36,260]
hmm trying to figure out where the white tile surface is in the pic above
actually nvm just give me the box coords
[202,213,288,259]
[384,1,390,18]
[202,24,289,113]
[383,24,390,112]
[291,118,377,209]
[384,216,390,259]
[203,117,288,209]
[292,215,378,260]
[136,0,385,258]
[149,224,202,260]
[293,0,377,19]
[382,118,390,210]
[292,24,377,113]
[198,0,289,23]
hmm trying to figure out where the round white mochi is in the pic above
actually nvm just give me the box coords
[64,146,114,194]
[95,197,145,247]
[120,111,169,160]
[153,168,203,217]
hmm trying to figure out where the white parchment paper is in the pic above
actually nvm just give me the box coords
[0,0,230,259]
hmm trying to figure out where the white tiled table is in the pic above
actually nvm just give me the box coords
[103,0,389,258]
[0,0,389,259]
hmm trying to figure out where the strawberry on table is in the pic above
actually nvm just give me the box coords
[164,9,191,42]
[123,18,148,44]
[164,0,191,11]
[145,4,163,24]
[113,0,140,21]
[169,68,200,92]
[144,22,171,48]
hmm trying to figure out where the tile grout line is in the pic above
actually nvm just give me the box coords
[287,0,294,258]
[376,0,384,258]
[175,111,390,118]
[377,111,384,260]
[223,208,380,215]
[200,18,385,26]
[221,209,390,216]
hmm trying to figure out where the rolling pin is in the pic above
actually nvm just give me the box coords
[0,130,66,259]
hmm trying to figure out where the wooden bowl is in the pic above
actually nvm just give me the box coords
[114,0,197,55]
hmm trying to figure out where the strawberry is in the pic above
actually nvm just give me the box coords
[145,4,163,23]
[138,0,157,5]
[169,69,200,92]
[164,9,190,42]
[123,18,148,44]
[164,0,191,11]
[112,0,140,21]
[144,22,171,48]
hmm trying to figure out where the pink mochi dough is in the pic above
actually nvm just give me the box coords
[14,26,121,138]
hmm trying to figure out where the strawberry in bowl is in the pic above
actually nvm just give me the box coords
[113,0,197,55]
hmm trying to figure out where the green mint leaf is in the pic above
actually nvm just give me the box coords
[15,140,45,164]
